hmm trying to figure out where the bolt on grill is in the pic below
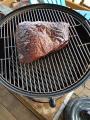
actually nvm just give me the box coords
[0,5,90,97]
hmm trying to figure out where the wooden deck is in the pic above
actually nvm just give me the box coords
[0,85,66,120]
[0,85,39,120]
[0,78,90,120]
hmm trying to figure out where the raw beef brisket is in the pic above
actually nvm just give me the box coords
[16,21,69,64]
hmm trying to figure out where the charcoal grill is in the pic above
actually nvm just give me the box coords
[0,4,90,107]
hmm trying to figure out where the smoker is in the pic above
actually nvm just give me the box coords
[0,4,90,107]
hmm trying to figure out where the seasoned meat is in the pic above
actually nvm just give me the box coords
[16,21,69,64]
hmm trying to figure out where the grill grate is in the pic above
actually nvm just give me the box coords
[0,5,90,97]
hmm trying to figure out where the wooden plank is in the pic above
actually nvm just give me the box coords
[0,104,16,120]
[66,0,90,10]
[0,85,39,120]
[0,85,73,120]
[0,0,16,7]
[14,94,66,120]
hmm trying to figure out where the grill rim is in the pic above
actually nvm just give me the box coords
[0,70,90,98]
[0,4,90,98]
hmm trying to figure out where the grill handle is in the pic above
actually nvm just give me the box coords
[49,98,56,107]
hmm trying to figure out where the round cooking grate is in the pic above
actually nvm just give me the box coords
[0,4,90,98]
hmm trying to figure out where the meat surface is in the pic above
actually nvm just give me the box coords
[16,21,69,64]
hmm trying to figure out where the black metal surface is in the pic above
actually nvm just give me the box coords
[0,4,90,98]
[49,98,56,107]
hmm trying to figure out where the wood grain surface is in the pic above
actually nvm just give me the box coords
[66,0,90,10]
[14,94,65,120]
[0,85,39,120]
[0,104,16,120]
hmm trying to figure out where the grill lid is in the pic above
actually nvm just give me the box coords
[0,4,90,98]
